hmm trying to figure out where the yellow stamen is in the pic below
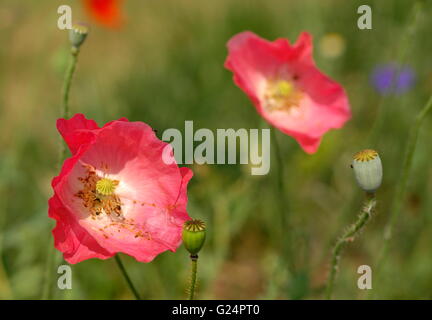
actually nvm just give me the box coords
[264,79,303,112]
[96,178,119,196]
[275,80,294,97]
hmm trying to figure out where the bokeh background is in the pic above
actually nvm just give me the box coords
[1,0,432,299]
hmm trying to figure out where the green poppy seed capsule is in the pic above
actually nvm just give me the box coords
[352,149,383,193]
[182,219,206,255]
[69,23,89,50]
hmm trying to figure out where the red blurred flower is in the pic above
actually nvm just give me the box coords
[84,0,124,28]
[225,31,351,153]
[49,114,193,264]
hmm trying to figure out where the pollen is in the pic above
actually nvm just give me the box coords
[96,178,119,196]
[353,149,379,162]
[264,79,303,112]
[75,165,124,221]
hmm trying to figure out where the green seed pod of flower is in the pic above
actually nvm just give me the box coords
[182,219,206,256]
[352,149,383,193]
[69,23,89,50]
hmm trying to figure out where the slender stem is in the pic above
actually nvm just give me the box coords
[62,49,79,119]
[41,49,81,300]
[61,50,79,160]
[271,130,285,201]
[271,130,295,276]
[377,94,432,270]
[325,193,376,300]
[188,255,198,300]
[114,255,141,300]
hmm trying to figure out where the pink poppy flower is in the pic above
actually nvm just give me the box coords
[48,114,193,264]
[225,31,351,153]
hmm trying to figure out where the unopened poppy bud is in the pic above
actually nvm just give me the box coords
[69,23,89,51]
[352,149,383,193]
[182,219,206,256]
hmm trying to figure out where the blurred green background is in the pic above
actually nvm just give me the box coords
[1,0,432,299]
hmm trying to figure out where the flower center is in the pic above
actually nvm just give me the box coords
[275,80,294,97]
[264,79,303,112]
[75,165,124,221]
[96,178,119,196]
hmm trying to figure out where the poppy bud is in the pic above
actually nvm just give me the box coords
[352,149,383,193]
[182,219,206,256]
[69,23,89,51]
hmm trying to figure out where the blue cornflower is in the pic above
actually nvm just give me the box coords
[371,63,415,95]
